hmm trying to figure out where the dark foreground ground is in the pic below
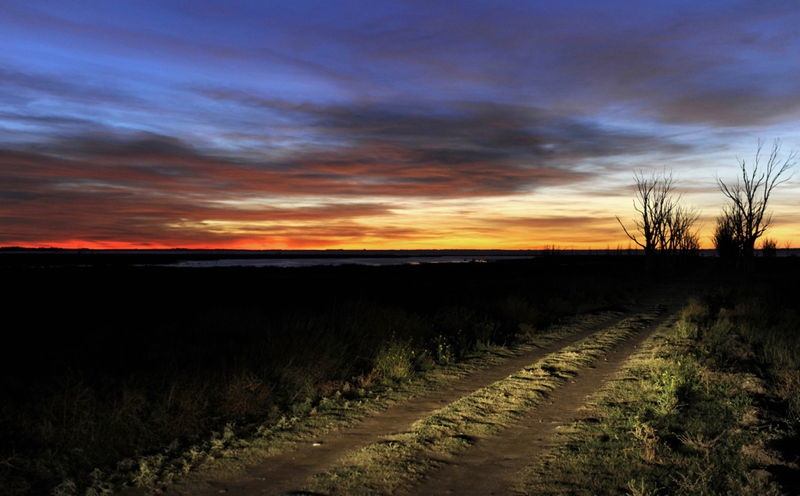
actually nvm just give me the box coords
[1,255,798,494]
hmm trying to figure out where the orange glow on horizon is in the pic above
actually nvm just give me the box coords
[7,229,795,251]
[5,181,799,251]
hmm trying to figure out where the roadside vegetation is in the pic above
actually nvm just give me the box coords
[0,258,647,495]
[518,278,800,495]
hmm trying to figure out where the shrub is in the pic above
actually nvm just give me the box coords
[430,334,454,365]
[775,370,800,424]
[373,341,414,383]
[220,373,271,418]
[761,238,778,258]
[680,299,710,328]
[713,214,741,259]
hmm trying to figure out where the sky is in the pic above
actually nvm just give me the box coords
[2,0,800,249]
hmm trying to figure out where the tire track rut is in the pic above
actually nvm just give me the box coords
[405,309,678,495]
[170,311,630,496]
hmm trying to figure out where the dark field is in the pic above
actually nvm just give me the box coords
[1,255,798,494]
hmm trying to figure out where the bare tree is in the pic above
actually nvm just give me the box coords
[717,139,796,257]
[617,170,699,256]
[667,205,701,254]
[616,170,671,255]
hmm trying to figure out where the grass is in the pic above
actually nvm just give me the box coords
[0,258,652,495]
[304,310,662,495]
[516,294,798,495]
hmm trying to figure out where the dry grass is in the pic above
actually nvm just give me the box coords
[515,302,786,496]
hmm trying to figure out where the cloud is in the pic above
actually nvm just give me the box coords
[648,86,800,127]
[0,113,685,246]
[201,91,691,169]
[0,66,142,108]
[7,95,691,196]
[0,175,397,247]
[6,1,800,131]
[289,1,800,127]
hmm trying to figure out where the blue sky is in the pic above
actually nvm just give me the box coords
[2,0,799,248]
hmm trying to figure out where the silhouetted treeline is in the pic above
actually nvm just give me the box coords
[618,139,796,263]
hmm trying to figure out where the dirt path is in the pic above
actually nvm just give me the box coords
[171,310,630,496]
[404,309,676,496]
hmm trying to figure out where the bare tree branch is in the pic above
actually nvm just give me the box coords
[617,170,699,256]
[717,139,796,257]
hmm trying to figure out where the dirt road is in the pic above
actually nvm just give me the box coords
[405,313,670,495]
[160,301,679,496]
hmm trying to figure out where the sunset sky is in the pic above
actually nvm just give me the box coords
[2,0,800,249]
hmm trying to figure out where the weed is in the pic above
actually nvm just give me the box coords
[373,341,415,383]
[631,419,659,463]
[626,478,658,496]
[431,334,455,364]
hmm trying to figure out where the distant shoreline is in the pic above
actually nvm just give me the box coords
[2,248,798,269]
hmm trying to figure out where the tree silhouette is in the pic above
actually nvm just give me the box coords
[617,170,699,256]
[717,140,796,258]
[713,206,743,258]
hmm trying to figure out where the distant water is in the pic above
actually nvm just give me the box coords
[5,248,798,269]
[169,255,534,268]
